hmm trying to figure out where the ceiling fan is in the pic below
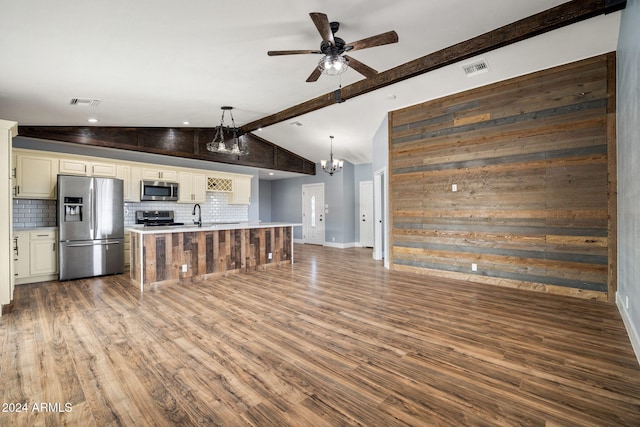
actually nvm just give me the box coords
[267,12,399,82]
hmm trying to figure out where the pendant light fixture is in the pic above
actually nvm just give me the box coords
[206,106,249,156]
[321,135,343,176]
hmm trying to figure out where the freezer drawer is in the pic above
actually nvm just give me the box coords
[59,239,124,281]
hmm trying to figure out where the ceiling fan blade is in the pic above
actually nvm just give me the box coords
[306,67,322,83]
[344,55,378,79]
[310,12,335,45]
[347,30,399,52]
[268,50,322,56]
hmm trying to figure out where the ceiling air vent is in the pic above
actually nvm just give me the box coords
[69,98,101,107]
[462,59,490,77]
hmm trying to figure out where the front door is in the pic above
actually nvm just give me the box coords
[302,183,324,245]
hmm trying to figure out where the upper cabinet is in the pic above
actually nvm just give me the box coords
[230,176,251,205]
[59,158,117,177]
[12,148,252,205]
[141,167,177,182]
[178,171,206,203]
[14,152,58,199]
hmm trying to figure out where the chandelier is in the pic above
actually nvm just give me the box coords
[321,135,343,176]
[206,106,249,156]
[318,54,349,76]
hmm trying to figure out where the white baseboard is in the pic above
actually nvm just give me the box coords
[323,241,356,249]
[616,292,640,366]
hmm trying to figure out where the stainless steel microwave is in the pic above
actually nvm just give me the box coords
[140,180,179,201]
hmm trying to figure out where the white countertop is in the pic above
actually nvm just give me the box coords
[127,222,301,234]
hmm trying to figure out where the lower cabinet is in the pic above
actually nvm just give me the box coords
[13,229,59,285]
[124,231,131,271]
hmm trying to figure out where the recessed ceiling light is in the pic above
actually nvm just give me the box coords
[182,121,190,125]
[88,118,98,123]
[268,172,274,176]
[257,127,263,132]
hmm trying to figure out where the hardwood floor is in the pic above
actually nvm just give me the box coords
[1,244,639,426]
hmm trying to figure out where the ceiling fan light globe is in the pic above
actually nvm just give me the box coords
[319,55,348,76]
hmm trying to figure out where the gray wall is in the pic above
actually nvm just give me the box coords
[617,0,640,358]
[270,161,357,245]
[258,180,272,222]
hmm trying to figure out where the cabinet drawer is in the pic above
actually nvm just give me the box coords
[29,230,56,240]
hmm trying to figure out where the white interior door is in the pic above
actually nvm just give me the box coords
[374,168,386,262]
[360,181,374,247]
[302,183,325,245]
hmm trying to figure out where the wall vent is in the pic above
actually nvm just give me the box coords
[70,98,101,107]
[462,59,490,77]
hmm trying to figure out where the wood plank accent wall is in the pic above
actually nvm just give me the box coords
[131,227,293,287]
[389,53,616,301]
[17,126,316,175]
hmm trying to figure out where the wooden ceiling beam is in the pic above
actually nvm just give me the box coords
[241,0,625,133]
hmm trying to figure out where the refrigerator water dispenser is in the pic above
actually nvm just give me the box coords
[63,197,83,222]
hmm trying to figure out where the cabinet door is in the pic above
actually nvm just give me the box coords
[230,177,251,204]
[29,231,58,276]
[15,154,58,199]
[116,164,132,201]
[91,162,117,177]
[13,232,30,279]
[178,172,206,203]
[193,173,206,202]
[59,158,89,175]
[142,168,177,181]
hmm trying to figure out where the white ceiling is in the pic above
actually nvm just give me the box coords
[0,1,621,171]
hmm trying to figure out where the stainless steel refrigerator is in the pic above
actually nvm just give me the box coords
[57,175,124,280]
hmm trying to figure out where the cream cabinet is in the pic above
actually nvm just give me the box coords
[14,152,58,199]
[178,171,206,203]
[59,158,117,177]
[12,231,30,279]
[124,231,131,270]
[142,167,177,181]
[13,228,58,285]
[230,176,252,204]
[29,230,58,276]
[117,164,142,202]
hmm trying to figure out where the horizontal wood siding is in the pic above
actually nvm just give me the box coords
[135,226,293,287]
[389,53,616,300]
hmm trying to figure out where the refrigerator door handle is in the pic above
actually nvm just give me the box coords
[65,241,121,247]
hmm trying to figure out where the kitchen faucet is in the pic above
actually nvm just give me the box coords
[192,203,202,227]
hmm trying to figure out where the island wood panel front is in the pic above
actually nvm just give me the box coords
[131,226,293,288]
[389,53,616,301]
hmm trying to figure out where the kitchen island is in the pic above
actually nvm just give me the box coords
[128,222,301,291]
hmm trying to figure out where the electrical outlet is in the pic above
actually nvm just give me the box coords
[452,184,458,192]
[626,296,630,309]
[332,237,335,242]
[181,264,187,272]
[471,263,477,271]
[268,252,272,260]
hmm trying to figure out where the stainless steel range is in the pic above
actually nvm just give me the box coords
[135,210,184,227]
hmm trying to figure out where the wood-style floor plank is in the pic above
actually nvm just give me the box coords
[1,244,639,426]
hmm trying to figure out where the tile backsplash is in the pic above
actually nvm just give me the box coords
[13,192,248,229]
[124,192,248,225]
[12,199,57,229]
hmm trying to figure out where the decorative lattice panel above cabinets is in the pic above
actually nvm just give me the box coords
[207,177,233,192]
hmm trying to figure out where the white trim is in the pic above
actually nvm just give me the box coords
[323,241,356,249]
[617,292,640,366]
[373,167,388,267]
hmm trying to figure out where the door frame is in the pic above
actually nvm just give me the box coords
[374,167,388,266]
